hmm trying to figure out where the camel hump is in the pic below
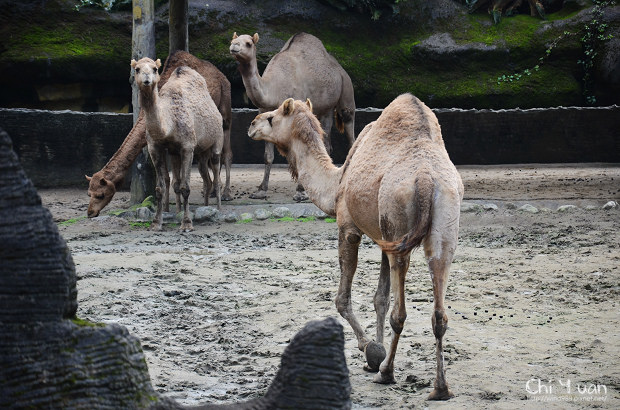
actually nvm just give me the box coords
[280,32,326,53]
[375,93,443,144]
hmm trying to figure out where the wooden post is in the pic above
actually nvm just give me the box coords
[130,0,156,205]
[169,0,189,54]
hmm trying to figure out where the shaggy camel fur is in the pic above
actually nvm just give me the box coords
[131,57,223,231]
[87,51,233,218]
[248,94,463,400]
[230,32,356,200]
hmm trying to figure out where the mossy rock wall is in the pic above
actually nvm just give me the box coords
[0,0,618,111]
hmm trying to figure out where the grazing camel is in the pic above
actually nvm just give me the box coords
[248,94,463,400]
[86,51,233,218]
[230,32,356,201]
[131,57,223,231]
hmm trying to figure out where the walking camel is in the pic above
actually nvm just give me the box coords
[248,94,463,400]
[230,32,356,201]
[86,51,233,218]
[131,57,223,231]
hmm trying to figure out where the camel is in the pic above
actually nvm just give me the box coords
[131,57,223,231]
[230,32,356,201]
[86,51,233,218]
[248,94,464,400]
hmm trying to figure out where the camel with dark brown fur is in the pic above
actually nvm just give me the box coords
[86,51,232,218]
[248,94,463,400]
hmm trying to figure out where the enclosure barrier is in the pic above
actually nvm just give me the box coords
[1,106,618,188]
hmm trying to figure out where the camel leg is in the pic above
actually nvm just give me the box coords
[163,165,171,212]
[374,252,410,384]
[425,199,459,400]
[319,115,334,155]
[250,141,273,199]
[221,120,233,201]
[210,150,222,209]
[178,147,194,232]
[170,155,182,213]
[374,253,391,343]
[197,154,211,207]
[335,220,377,364]
[148,147,167,231]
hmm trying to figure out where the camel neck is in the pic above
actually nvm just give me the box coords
[289,139,343,217]
[139,86,164,138]
[238,59,271,109]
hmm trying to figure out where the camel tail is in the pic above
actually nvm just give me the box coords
[334,109,345,134]
[378,174,434,256]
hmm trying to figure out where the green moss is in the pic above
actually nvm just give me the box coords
[58,216,87,226]
[71,316,105,327]
[237,218,253,224]
[325,217,337,223]
[129,221,151,228]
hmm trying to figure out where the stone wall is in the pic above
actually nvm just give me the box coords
[1,106,618,188]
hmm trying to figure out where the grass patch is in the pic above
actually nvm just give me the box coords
[71,316,105,327]
[237,218,253,224]
[325,217,337,223]
[273,216,317,222]
[129,221,151,228]
[58,216,86,226]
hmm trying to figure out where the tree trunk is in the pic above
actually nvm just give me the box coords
[130,0,156,204]
[169,0,189,54]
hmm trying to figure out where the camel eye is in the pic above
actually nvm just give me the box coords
[152,67,157,73]
[135,67,140,73]
[246,42,251,48]
[96,194,105,200]
[267,116,273,126]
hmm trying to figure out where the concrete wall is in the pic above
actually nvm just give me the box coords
[1,106,618,188]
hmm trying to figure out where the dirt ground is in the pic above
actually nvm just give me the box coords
[40,164,619,409]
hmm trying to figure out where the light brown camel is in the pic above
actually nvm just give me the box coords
[230,32,356,201]
[86,51,233,218]
[248,94,464,400]
[131,57,223,231]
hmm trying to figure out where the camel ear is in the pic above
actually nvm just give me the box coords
[305,98,313,113]
[99,178,108,186]
[253,33,259,44]
[282,98,295,116]
[232,32,238,39]
[131,59,137,68]
[155,59,161,69]
[85,175,92,182]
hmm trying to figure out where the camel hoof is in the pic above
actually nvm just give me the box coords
[293,190,309,202]
[221,192,233,201]
[427,387,454,401]
[364,341,386,372]
[179,223,194,232]
[372,370,396,384]
[149,223,163,232]
[250,190,268,199]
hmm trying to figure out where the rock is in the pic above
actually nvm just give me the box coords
[557,204,578,212]
[272,206,292,218]
[224,212,240,223]
[313,209,329,219]
[0,128,158,408]
[518,204,539,214]
[240,212,253,222]
[461,202,483,213]
[118,210,137,219]
[602,200,618,210]
[584,205,598,211]
[254,208,271,220]
[163,211,177,222]
[136,206,153,221]
[505,202,517,210]
[482,203,498,211]
[194,206,220,222]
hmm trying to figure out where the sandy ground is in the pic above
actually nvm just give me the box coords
[39,164,620,409]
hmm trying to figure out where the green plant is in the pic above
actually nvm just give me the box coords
[497,0,615,105]
[58,216,87,226]
[320,0,408,20]
[325,217,338,223]
[129,221,151,228]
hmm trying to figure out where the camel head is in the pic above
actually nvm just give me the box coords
[86,173,116,218]
[248,98,320,149]
[131,57,161,90]
[229,32,259,63]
